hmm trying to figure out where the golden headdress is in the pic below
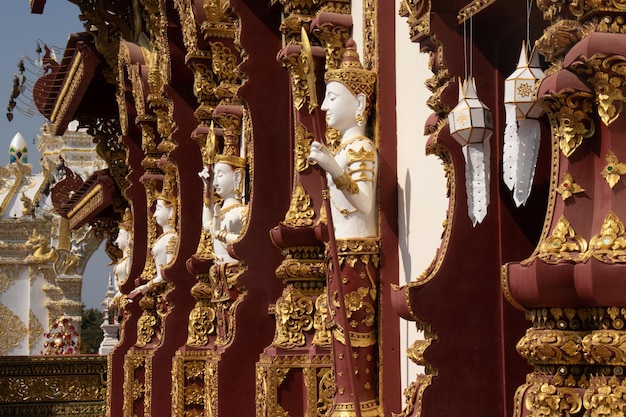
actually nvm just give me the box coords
[324,38,377,115]
[119,208,133,231]
[155,158,178,207]
[210,105,247,169]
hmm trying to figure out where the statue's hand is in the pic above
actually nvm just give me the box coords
[308,141,342,178]
[211,203,221,235]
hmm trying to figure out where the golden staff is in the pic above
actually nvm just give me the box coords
[301,27,363,417]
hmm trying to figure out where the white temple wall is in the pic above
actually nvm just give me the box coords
[1,266,30,355]
[393,2,449,396]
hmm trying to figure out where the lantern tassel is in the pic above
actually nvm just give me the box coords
[463,138,490,226]
[513,118,541,206]
[503,103,519,191]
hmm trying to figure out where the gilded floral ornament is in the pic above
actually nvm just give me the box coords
[556,171,584,200]
[592,71,624,126]
[555,104,595,157]
[582,330,626,364]
[583,377,626,417]
[602,151,626,188]
[525,383,582,417]
[585,211,626,263]
[283,183,316,227]
[538,215,588,263]
[272,288,314,348]
[295,122,314,172]
[0,303,27,355]
[516,329,583,365]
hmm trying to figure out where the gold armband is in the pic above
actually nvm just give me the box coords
[333,171,359,195]
[216,230,229,243]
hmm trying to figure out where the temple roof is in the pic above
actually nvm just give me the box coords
[32,33,117,136]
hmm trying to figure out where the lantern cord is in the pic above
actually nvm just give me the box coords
[469,16,473,78]
[526,0,532,54]
[463,19,468,80]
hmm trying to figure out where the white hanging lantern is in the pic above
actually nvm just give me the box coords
[448,77,494,146]
[448,77,493,226]
[503,42,545,206]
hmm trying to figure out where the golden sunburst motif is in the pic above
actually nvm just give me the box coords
[602,150,626,188]
[517,82,533,98]
[556,171,585,200]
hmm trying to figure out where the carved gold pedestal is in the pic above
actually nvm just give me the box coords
[515,308,626,417]
[256,353,333,417]
[172,351,219,417]
[123,350,153,417]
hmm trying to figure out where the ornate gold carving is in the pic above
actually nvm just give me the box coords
[536,19,593,64]
[362,0,377,71]
[283,183,316,227]
[186,303,215,346]
[313,293,332,347]
[569,54,626,127]
[280,48,315,112]
[186,273,217,347]
[273,287,314,348]
[28,309,43,354]
[582,330,626,365]
[538,89,595,157]
[524,383,582,417]
[602,150,626,188]
[592,70,624,126]
[172,354,219,417]
[556,171,584,200]
[394,374,433,417]
[296,122,315,172]
[135,291,160,347]
[0,356,106,415]
[256,353,333,417]
[457,0,497,23]
[312,19,350,71]
[538,216,588,264]
[123,352,153,417]
[537,0,567,21]
[570,0,626,19]
[209,262,247,348]
[173,0,199,53]
[583,376,626,417]
[0,303,27,355]
[407,338,432,368]
[585,211,626,263]
[516,329,583,365]
[399,0,432,42]
[69,0,142,83]
[0,264,23,294]
[276,246,326,282]
[336,238,380,269]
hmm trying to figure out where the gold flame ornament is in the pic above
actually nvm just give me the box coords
[448,77,493,226]
[503,43,545,206]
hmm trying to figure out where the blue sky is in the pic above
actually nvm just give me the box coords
[0,2,84,163]
[0,3,110,310]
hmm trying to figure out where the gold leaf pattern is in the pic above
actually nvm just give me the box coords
[602,150,626,189]
[538,215,588,263]
[556,171,585,200]
[585,211,626,263]
[0,303,26,355]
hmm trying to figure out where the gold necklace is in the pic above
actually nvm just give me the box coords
[333,135,374,155]
[220,203,245,221]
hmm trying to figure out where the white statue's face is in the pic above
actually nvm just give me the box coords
[321,81,359,132]
[154,199,173,228]
[213,162,235,199]
[116,229,130,251]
